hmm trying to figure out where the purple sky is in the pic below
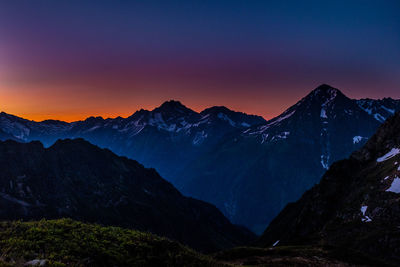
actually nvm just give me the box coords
[0,0,399,121]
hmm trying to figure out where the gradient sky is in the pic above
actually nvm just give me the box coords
[0,0,399,122]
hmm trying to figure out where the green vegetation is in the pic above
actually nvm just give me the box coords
[0,218,390,266]
[0,219,225,267]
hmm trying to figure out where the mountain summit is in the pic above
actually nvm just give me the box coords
[153,100,198,116]
[310,83,341,95]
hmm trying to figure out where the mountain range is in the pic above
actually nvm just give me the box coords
[4,111,400,266]
[176,85,400,233]
[258,111,400,265]
[0,84,399,233]
[0,138,254,252]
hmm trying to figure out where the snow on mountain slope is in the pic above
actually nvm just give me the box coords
[176,84,393,233]
[357,97,400,122]
[258,111,400,264]
[0,101,266,182]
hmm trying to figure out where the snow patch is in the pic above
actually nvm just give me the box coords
[192,131,208,145]
[217,113,236,127]
[386,177,400,193]
[353,136,364,144]
[320,108,327,119]
[361,205,367,216]
[360,205,372,222]
[268,110,296,126]
[261,133,269,144]
[362,216,372,222]
[374,113,385,122]
[271,132,290,141]
[86,125,101,132]
[377,148,400,162]
[319,90,337,119]
[321,154,329,170]
[381,105,395,114]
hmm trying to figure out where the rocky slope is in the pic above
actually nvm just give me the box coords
[0,138,254,252]
[258,111,400,264]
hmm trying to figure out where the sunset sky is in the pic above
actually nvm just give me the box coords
[0,0,399,122]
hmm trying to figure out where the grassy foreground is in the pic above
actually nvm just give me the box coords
[0,218,390,267]
[0,218,225,267]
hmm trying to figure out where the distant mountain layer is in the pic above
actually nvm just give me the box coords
[0,101,266,181]
[0,138,254,252]
[259,111,400,265]
[0,84,399,233]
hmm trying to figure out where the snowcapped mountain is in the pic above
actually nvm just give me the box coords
[243,84,380,169]
[258,111,400,265]
[0,112,70,144]
[0,101,265,181]
[175,84,400,233]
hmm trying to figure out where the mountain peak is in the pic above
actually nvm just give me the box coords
[310,84,342,98]
[297,84,349,108]
[159,99,185,108]
[201,106,233,115]
[315,83,335,90]
[154,100,195,115]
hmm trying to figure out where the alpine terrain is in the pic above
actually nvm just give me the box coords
[176,84,400,233]
[0,84,399,233]
[259,111,400,265]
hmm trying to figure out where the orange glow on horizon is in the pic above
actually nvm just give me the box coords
[1,81,300,122]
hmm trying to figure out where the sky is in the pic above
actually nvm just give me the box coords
[0,0,399,122]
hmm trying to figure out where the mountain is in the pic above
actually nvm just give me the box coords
[0,101,265,182]
[175,84,400,233]
[0,86,399,233]
[258,111,400,264]
[0,138,254,252]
